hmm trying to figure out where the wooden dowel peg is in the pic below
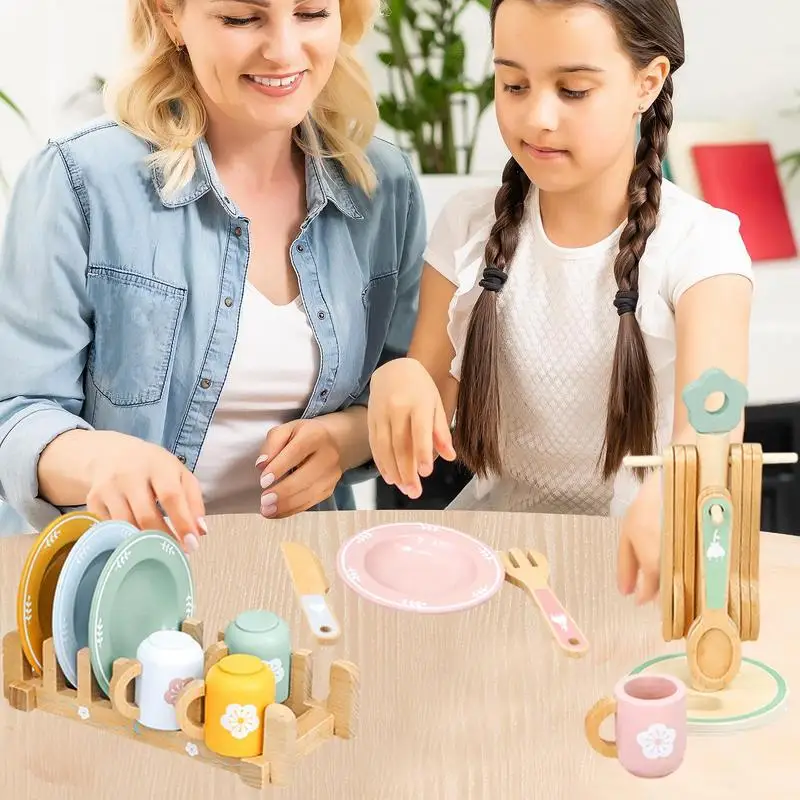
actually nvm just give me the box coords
[623,452,797,469]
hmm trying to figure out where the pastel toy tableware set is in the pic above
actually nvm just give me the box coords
[3,367,792,787]
[4,519,359,789]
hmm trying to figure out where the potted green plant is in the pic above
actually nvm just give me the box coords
[375,0,495,175]
[373,0,503,227]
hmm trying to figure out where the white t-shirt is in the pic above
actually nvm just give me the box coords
[193,282,320,514]
[425,179,754,517]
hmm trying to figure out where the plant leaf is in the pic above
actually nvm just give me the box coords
[0,89,26,121]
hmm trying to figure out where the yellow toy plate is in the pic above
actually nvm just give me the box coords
[16,511,99,675]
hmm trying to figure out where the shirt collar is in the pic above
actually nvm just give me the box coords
[151,134,363,220]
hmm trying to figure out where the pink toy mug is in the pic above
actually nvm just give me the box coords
[584,673,687,778]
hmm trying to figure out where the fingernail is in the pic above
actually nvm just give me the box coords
[197,517,208,536]
[255,455,268,468]
[260,472,275,489]
[261,504,277,518]
[184,533,199,553]
[261,492,277,506]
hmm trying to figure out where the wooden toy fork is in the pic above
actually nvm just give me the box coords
[499,548,590,658]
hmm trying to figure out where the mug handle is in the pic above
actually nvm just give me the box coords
[584,697,618,758]
[109,658,143,721]
[175,679,206,740]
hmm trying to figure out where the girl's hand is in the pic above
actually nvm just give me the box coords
[257,418,343,518]
[617,475,662,603]
[367,357,456,499]
[80,432,206,554]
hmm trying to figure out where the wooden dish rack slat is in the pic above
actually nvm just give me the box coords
[2,618,359,789]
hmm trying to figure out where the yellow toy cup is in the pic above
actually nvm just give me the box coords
[176,653,276,758]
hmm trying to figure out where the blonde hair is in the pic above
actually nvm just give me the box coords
[109,0,379,197]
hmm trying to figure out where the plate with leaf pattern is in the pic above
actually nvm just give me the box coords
[88,530,194,696]
[52,520,139,688]
[16,511,99,675]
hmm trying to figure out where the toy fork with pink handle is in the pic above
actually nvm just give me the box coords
[499,548,590,658]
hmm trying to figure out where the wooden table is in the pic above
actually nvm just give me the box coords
[1,510,796,799]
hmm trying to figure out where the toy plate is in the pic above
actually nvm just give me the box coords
[336,522,504,614]
[88,530,194,695]
[52,520,139,688]
[16,511,99,675]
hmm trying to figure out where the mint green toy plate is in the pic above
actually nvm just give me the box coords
[88,530,195,695]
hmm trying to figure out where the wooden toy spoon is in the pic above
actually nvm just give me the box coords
[685,486,741,691]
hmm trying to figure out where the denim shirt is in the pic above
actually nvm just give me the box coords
[0,118,426,534]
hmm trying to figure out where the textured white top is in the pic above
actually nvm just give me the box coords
[424,179,753,517]
[193,282,320,514]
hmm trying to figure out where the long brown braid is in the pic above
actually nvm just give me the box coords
[452,0,685,481]
[601,73,675,479]
[453,157,531,476]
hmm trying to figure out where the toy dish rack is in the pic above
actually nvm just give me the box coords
[624,367,798,693]
[2,618,358,789]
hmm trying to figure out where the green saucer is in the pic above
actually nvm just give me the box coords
[629,652,788,734]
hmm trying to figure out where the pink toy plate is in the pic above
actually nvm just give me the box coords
[336,522,504,614]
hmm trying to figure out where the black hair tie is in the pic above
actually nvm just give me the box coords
[480,267,508,293]
[613,289,638,316]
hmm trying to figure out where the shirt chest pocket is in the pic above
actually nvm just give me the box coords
[347,270,399,401]
[86,266,186,407]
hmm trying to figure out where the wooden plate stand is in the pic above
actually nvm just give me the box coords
[2,618,358,789]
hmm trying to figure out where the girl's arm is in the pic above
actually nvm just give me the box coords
[367,263,461,495]
[407,264,461,423]
[671,273,751,443]
[618,272,753,603]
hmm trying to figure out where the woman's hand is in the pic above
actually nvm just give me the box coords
[257,418,344,518]
[367,357,456,499]
[617,472,662,603]
[40,430,207,554]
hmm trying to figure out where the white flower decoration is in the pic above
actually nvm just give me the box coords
[265,658,285,683]
[220,703,260,740]
[185,742,199,758]
[707,540,726,560]
[636,723,676,760]
[77,705,90,721]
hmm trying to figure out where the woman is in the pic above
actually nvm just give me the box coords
[0,0,426,550]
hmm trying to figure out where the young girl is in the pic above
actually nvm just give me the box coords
[367,0,753,603]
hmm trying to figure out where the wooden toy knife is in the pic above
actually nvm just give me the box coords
[280,542,341,644]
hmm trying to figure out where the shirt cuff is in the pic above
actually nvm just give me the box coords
[0,404,94,531]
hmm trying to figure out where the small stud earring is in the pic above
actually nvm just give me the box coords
[638,103,647,113]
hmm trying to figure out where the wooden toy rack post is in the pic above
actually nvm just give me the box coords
[2,618,359,789]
